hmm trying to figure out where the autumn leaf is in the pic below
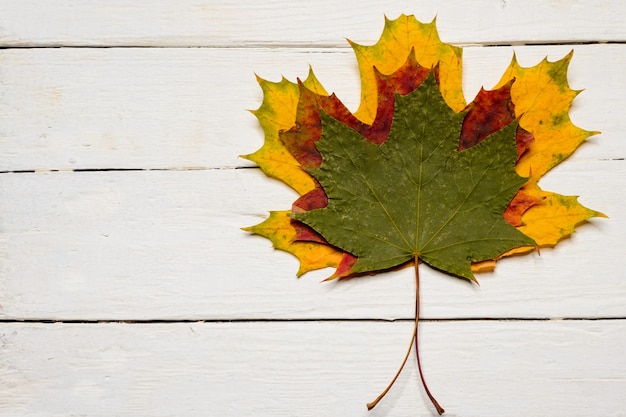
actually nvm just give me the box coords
[242,69,327,195]
[515,179,605,246]
[242,14,604,414]
[242,211,343,276]
[294,72,535,280]
[349,15,465,121]
[244,14,603,279]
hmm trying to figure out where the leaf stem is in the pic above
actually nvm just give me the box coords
[366,313,416,410]
[413,260,445,415]
[366,260,444,415]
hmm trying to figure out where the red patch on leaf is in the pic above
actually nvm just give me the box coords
[292,187,328,213]
[291,219,328,243]
[504,187,544,227]
[381,51,431,96]
[326,253,358,280]
[515,125,534,160]
[280,52,432,168]
[279,84,325,169]
[459,80,516,151]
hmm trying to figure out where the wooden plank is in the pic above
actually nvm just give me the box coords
[0,3,621,417]
[1,320,624,416]
[0,44,622,172]
[1,0,625,47]
[0,159,619,321]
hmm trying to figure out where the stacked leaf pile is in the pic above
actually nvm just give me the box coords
[243,14,604,414]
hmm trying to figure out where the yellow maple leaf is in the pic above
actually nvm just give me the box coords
[495,52,599,180]
[472,178,606,272]
[517,180,607,246]
[243,211,343,276]
[243,14,604,278]
[349,15,465,123]
[241,69,326,195]
[492,52,604,249]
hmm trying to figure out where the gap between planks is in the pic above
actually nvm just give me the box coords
[0,166,256,174]
[0,161,623,176]
[1,40,626,50]
[1,317,624,325]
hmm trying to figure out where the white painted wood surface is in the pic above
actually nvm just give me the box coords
[1,2,624,416]
[1,320,625,417]
[0,161,620,321]
[0,44,623,172]
[1,0,626,46]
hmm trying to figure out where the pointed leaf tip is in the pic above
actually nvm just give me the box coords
[295,74,534,279]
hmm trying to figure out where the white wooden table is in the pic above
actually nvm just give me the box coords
[1,1,624,416]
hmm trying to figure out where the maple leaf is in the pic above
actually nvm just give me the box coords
[294,72,535,280]
[243,69,327,195]
[243,210,342,276]
[242,14,605,414]
[244,14,604,279]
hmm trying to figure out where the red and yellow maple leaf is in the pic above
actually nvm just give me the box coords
[243,14,604,279]
[242,15,605,414]
[243,69,326,195]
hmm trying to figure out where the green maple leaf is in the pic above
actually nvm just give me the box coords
[294,73,535,281]
[243,16,603,414]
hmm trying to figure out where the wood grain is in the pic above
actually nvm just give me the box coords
[1,0,625,47]
[1,320,624,417]
[0,1,624,416]
[0,160,618,321]
[0,45,621,172]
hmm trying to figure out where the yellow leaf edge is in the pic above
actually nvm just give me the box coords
[243,211,343,277]
[242,14,606,278]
